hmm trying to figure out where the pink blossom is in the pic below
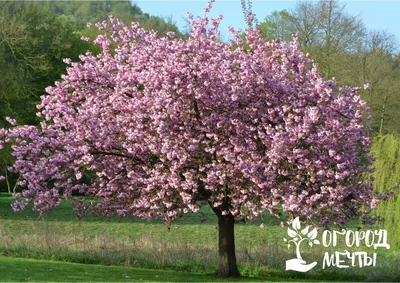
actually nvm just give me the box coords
[5,117,16,126]
[204,3,212,13]
[0,10,392,227]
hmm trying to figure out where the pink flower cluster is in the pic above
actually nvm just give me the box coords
[0,6,393,226]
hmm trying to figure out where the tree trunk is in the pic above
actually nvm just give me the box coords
[216,213,240,278]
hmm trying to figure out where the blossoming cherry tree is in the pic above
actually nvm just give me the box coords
[0,1,391,277]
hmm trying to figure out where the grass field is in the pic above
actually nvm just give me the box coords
[1,192,400,281]
[1,256,287,282]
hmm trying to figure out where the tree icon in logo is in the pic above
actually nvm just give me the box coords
[284,216,320,272]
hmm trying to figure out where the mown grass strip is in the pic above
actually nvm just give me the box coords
[0,256,290,282]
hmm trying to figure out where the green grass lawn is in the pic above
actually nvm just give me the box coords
[1,193,400,282]
[0,256,284,282]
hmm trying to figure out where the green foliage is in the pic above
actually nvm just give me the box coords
[370,134,400,245]
[0,1,94,125]
[1,256,260,282]
[41,0,181,36]
[259,10,293,42]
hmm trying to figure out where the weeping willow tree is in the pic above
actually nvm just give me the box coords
[371,134,400,245]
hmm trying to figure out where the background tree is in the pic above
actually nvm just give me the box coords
[1,4,392,277]
[259,10,293,42]
[361,30,400,134]
[42,0,182,36]
[313,0,366,78]
[287,1,320,53]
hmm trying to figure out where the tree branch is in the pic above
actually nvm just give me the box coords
[91,151,146,165]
